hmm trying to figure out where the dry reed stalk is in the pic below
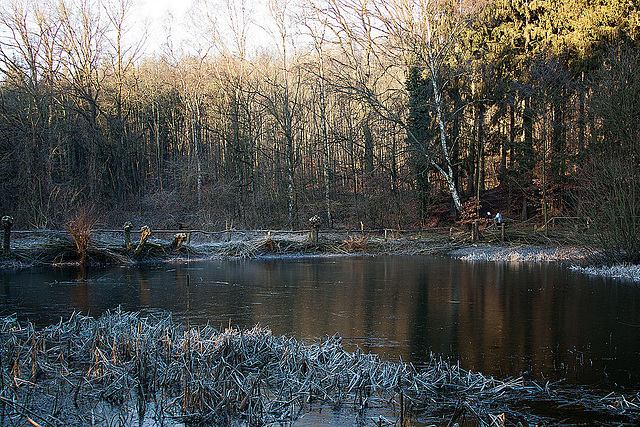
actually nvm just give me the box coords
[0,311,637,426]
[67,209,98,265]
[340,235,370,253]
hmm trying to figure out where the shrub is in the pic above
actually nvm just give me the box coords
[579,157,640,264]
[67,208,97,264]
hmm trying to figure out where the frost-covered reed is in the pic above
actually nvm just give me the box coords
[0,310,637,426]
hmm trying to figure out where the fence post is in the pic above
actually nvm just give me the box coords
[123,221,132,250]
[134,226,151,255]
[500,223,505,243]
[309,216,320,245]
[472,220,479,242]
[170,233,187,250]
[2,216,13,256]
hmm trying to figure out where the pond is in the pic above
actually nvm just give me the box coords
[1,255,639,393]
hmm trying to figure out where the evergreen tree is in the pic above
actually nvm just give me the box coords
[406,66,437,223]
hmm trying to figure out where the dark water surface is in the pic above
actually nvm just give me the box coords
[1,256,639,391]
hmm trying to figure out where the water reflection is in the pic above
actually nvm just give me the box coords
[1,256,639,391]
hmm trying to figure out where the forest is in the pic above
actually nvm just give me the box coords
[0,0,638,232]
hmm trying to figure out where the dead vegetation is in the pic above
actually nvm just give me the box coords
[0,311,637,426]
[0,224,594,269]
[66,209,97,265]
[218,235,323,258]
[3,227,198,267]
[339,235,370,253]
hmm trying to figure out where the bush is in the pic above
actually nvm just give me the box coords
[579,157,640,264]
[67,208,98,265]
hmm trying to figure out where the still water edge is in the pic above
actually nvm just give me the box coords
[1,255,639,392]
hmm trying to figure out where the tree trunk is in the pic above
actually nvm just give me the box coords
[429,62,462,212]
[320,74,332,228]
[578,73,585,153]
[2,216,13,256]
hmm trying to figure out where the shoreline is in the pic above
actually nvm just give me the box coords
[1,229,639,281]
[447,243,589,263]
[448,244,640,282]
[569,263,640,282]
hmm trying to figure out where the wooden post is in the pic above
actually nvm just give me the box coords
[472,220,479,242]
[2,216,13,256]
[449,227,453,242]
[500,222,505,243]
[123,221,132,250]
[360,221,364,237]
[170,233,187,250]
[134,226,151,255]
[399,391,405,426]
[384,229,388,241]
[308,215,320,245]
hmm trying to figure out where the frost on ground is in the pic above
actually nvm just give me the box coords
[449,244,640,282]
[570,264,640,282]
[448,244,588,263]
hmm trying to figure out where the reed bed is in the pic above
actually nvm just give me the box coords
[0,311,637,426]
[7,235,130,266]
[219,235,322,258]
[216,233,466,259]
[3,227,592,268]
[6,233,196,267]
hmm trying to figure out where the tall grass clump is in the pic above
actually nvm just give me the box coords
[67,207,97,265]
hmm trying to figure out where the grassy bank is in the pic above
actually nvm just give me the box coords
[0,225,592,269]
[0,310,637,426]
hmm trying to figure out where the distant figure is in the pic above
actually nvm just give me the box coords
[486,211,492,220]
[494,212,502,224]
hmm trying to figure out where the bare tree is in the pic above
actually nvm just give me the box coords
[101,0,147,198]
[302,0,334,227]
[171,52,210,207]
[257,0,306,226]
[0,0,66,224]
[103,0,145,121]
[56,0,111,200]
[317,0,481,212]
[202,0,263,224]
[58,0,106,127]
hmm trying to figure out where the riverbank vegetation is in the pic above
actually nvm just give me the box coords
[0,224,593,268]
[0,0,638,264]
[0,310,638,426]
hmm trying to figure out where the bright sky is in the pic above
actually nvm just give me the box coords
[136,0,197,55]
[135,0,276,57]
[0,0,288,60]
